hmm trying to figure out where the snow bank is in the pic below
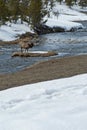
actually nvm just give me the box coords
[0,74,87,130]
[46,18,83,31]
[0,22,33,41]
[46,3,87,31]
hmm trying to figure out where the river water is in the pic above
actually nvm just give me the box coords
[0,21,87,74]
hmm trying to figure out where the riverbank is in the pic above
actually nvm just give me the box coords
[0,3,87,41]
[0,54,87,90]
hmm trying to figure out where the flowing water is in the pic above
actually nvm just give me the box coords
[0,21,87,74]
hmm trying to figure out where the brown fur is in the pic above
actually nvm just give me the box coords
[19,42,34,52]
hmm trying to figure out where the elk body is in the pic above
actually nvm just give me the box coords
[19,42,34,53]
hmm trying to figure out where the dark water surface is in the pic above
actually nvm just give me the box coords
[0,21,87,74]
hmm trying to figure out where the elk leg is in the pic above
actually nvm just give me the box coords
[21,47,23,53]
[27,49,28,53]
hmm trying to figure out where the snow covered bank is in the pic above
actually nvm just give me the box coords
[0,3,87,41]
[46,3,87,31]
[0,74,87,130]
[0,22,34,41]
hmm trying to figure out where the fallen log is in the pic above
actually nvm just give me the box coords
[12,51,58,57]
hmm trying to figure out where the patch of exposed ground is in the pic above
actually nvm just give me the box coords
[0,55,87,90]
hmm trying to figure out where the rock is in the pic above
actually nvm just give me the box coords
[34,25,65,34]
[69,26,83,32]
[53,26,65,32]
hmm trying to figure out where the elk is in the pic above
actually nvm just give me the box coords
[19,41,34,53]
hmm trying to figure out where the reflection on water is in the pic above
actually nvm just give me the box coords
[0,21,87,74]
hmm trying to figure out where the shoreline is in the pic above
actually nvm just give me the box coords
[0,54,87,90]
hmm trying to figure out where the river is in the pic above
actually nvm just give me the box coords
[0,21,87,74]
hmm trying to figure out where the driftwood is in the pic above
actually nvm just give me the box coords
[12,51,58,57]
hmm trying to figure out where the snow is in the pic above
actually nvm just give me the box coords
[0,3,87,41]
[0,74,87,130]
[46,3,87,30]
[45,18,83,31]
[29,51,48,53]
[0,22,34,41]
[0,3,87,129]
